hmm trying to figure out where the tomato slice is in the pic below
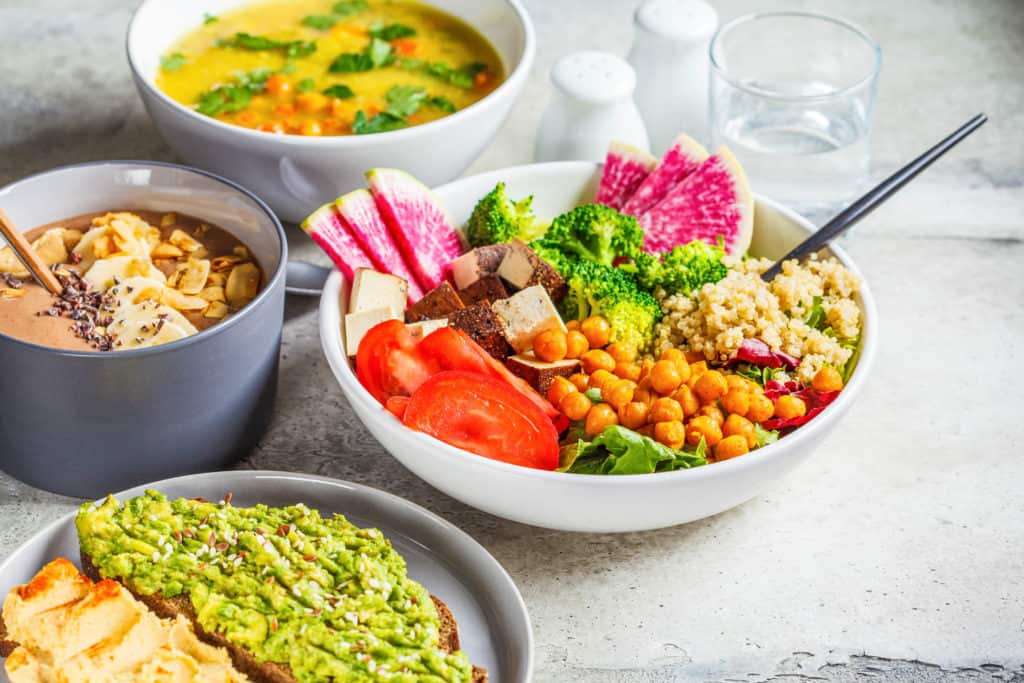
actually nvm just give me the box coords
[403,371,560,470]
[384,395,411,420]
[356,320,438,404]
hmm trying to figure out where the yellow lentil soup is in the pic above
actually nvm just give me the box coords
[157,0,504,136]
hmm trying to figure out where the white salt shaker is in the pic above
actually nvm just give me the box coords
[627,0,718,153]
[534,50,649,163]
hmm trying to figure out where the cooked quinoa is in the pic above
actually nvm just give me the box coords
[654,255,861,383]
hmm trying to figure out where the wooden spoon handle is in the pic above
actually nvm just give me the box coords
[0,209,63,295]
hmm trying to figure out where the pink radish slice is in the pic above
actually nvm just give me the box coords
[621,133,709,216]
[367,168,464,292]
[595,142,657,210]
[335,188,425,301]
[638,146,754,256]
[300,203,375,284]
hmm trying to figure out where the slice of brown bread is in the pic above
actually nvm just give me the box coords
[63,552,486,683]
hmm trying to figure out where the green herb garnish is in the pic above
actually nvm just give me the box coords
[322,84,355,99]
[302,14,339,30]
[297,78,316,93]
[352,110,408,135]
[195,68,273,117]
[280,61,298,74]
[428,95,456,113]
[217,33,317,59]
[385,85,428,117]
[203,12,218,24]
[160,52,187,72]
[329,37,393,72]
[333,0,368,15]
[369,22,416,41]
[399,58,486,89]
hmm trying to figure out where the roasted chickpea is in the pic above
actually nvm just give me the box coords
[648,397,684,423]
[618,402,649,429]
[812,366,844,392]
[566,319,581,331]
[715,434,750,461]
[581,349,616,374]
[296,92,329,113]
[693,370,729,403]
[636,424,656,438]
[613,361,641,382]
[588,369,616,391]
[698,404,725,425]
[659,348,686,364]
[726,375,748,391]
[602,379,636,410]
[565,330,589,359]
[672,385,700,417]
[720,388,750,417]
[533,328,568,362]
[606,342,637,364]
[686,415,722,448]
[569,373,590,392]
[580,316,611,348]
[746,393,775,422]
[723,413,757,448]
[686,361,708,388]
[774,395,807,420]
[558,391,592,421]
[546,376,576,406]
[649,360,683,395]
[585,403,619,436]
[654,420,686,449]
[633,387,656,405]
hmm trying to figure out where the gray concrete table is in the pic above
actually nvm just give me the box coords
[1,1,1022,680]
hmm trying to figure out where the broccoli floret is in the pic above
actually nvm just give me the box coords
[559,258,662,352]
[626,240,729,296]
[534,204,643,267]
[464,182,545,247]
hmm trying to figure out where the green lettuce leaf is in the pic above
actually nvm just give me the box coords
[559,425,707,475]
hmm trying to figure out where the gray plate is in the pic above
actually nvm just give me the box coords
[0,470,533,682]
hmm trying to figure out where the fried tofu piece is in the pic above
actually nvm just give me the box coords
[458,274,509,306]
[405,282,464,323]
[497,239,566,303]
[449,303,513,361]
[506,353,581,394]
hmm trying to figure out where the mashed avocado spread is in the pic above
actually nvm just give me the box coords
[76,491,473,682]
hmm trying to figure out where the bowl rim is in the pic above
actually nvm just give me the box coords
[125,0,536,146]
[319,160,879,485]
[0,159,288,358]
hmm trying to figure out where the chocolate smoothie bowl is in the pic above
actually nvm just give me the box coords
[0,161,286,497]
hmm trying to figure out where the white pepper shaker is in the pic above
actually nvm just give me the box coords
[534,50,649,163]
[627,0,718,153]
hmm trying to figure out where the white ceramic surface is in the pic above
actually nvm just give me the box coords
[126,0,535,223]
[0,471,534,682]
[319,161,878,533]
[534,52,648,162]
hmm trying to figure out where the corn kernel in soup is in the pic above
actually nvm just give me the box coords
[157,0,504,137]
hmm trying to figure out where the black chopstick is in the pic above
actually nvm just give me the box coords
[761,112,988,281]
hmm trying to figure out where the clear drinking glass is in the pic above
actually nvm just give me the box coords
[709,12,881,220]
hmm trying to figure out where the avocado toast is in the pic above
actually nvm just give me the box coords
[65,491,485,682]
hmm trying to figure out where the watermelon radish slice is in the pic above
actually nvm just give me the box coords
[335,189,425,301]
[300,203,375,284]
[595,142,657,210]
[638,146,754,256]
[621,134,709,217]
[367,168,464,291]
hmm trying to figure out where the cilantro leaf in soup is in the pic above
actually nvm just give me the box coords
[322,84,354,99]
[195,68,273,117]
[559,425,707,474]
[297,78,316,93]
[203,13,218,24]
[332,0,368,16]
[367,38,395,67]
[369,22,417,41]
[161,52,187,72]
[217,33,317,59]
[352,110,408,135]
[401,60,487,89]
[280,61,298,74]
[385,85,428,117]
[428,95,456,113]
[302,14,339,30]
[330,52,373,73]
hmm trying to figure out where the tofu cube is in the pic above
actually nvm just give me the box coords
[349,269,407,315]
[506,353,581,394]
[496,239,566,302]
[458,274,508,306]
[450,244,512,290]
[407,318,449,341]
[344,306,400,356]
[490,285,566,354]
[405,282,464,323]
[449,304,513,361]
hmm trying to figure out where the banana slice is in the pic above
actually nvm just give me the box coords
[73,213,159,271]
[106,277,198,349]
[83,255,167,291]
